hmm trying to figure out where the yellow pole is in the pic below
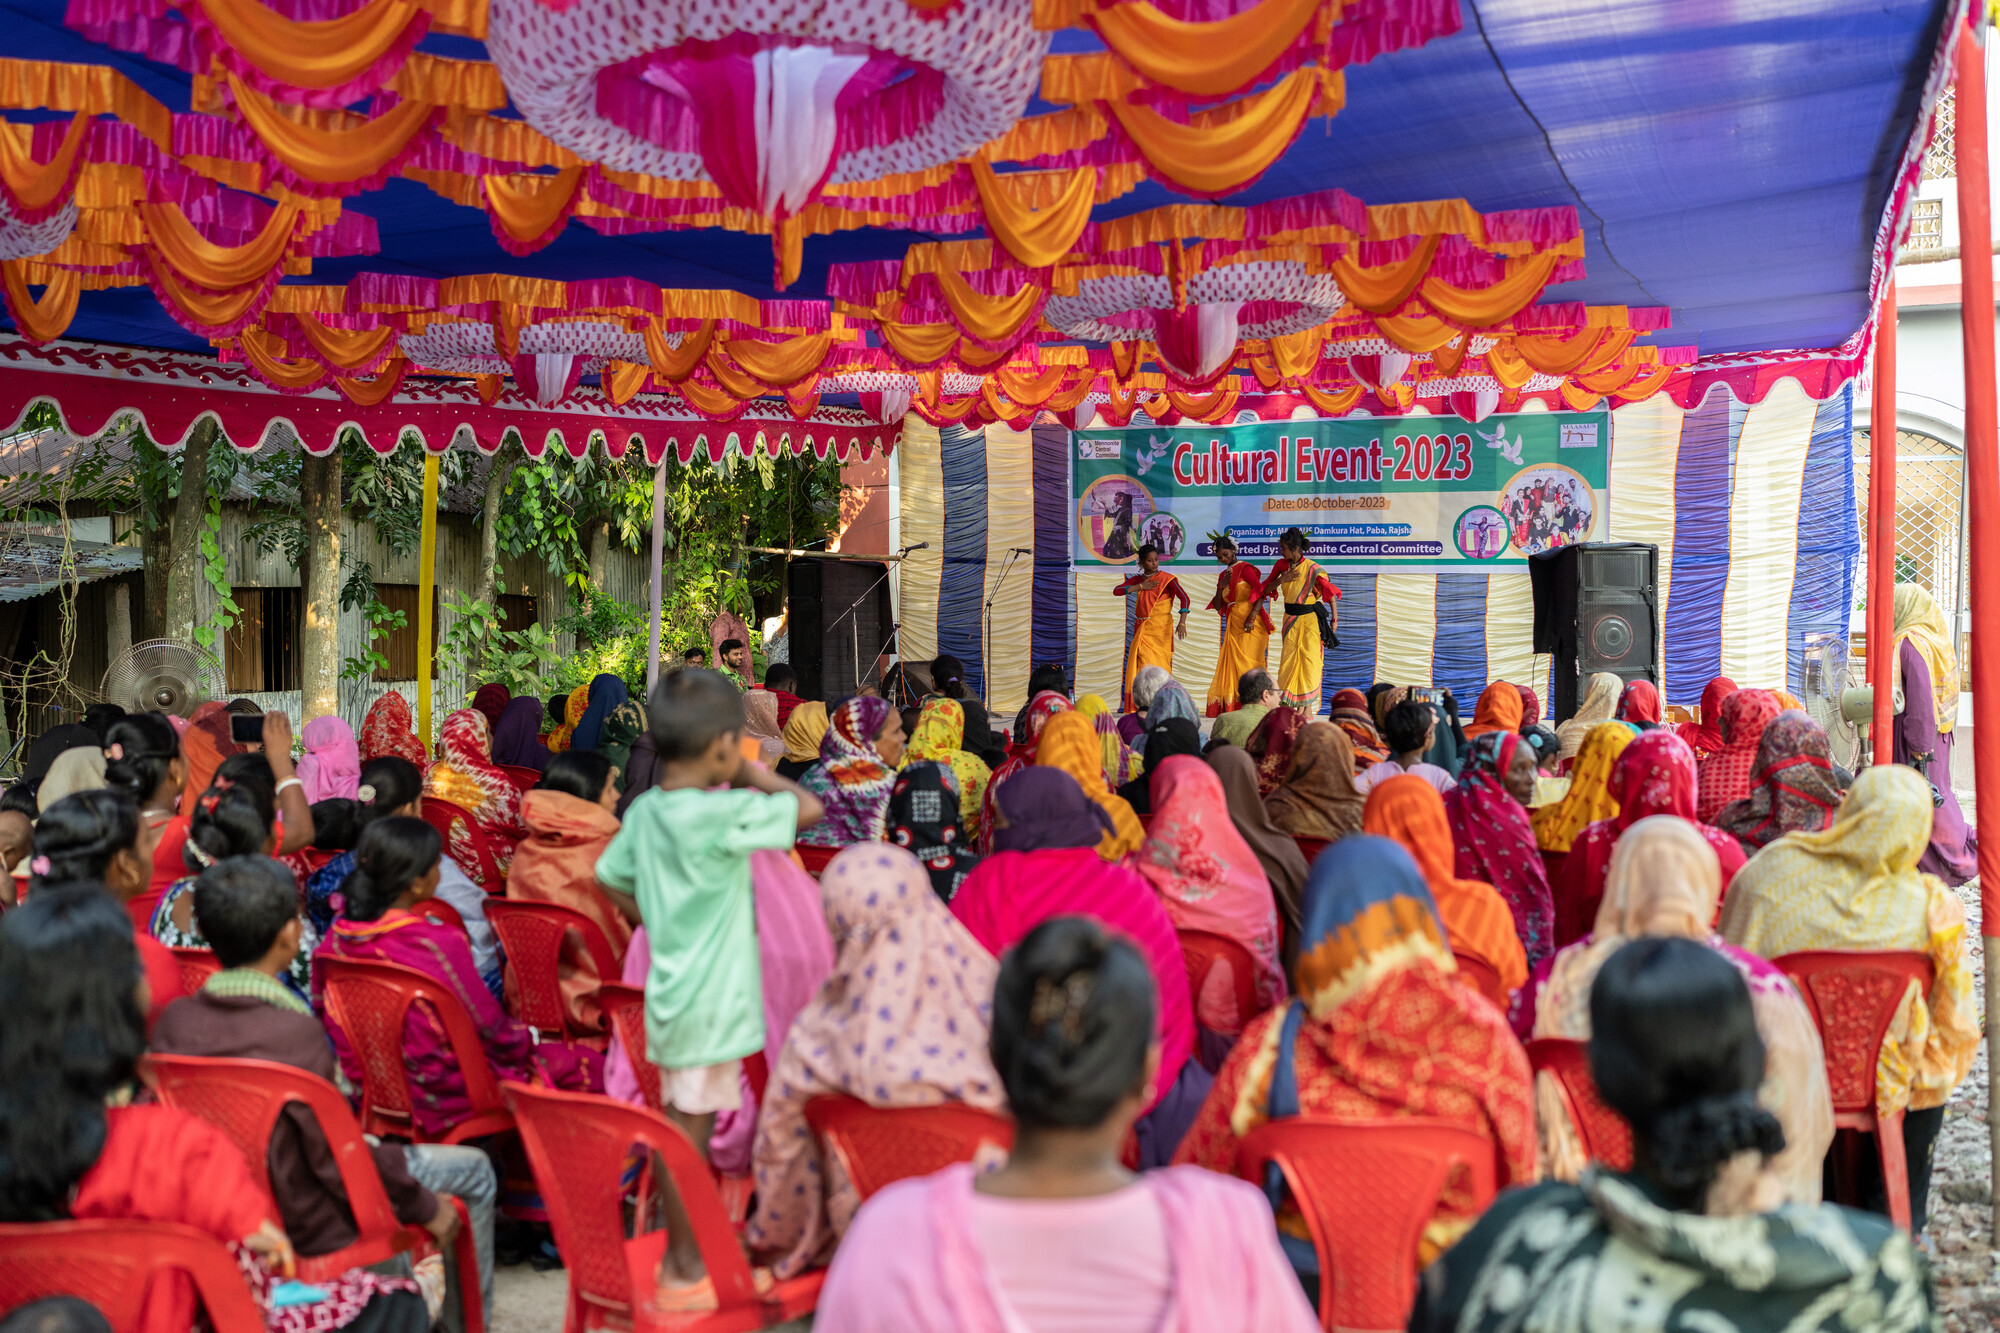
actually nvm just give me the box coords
[417,452,440,746]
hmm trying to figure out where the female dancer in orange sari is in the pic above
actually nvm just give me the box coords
[1203,532,1272,717]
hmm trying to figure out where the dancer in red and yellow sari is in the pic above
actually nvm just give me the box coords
[1203,532,1272,717]
[1256,528,1339,715]
[1114,544,1191,709]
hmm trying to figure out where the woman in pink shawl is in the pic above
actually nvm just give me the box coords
[297,715,361,803]
[1136,756,1286,1037]
[748,844,1005,1279]
[950,767,1204,1166]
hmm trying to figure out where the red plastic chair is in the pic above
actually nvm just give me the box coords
[1294,836,1330,866]
[170,945,221,995]
[505,1083,824,1333]
[486,898,622,1038]
[1235,1116,1498,1333]
[315,954,516,1145]
[146,1052,483,1333]
[497,764,542,795]
[793,843,838,879]
[1178,930,1264,1035]
[422,796,507,895]
[1525,1037,1633,1171]
[419,897,468,934]
[1773,949,1936,1231]
[802,1094,1014,1202]
[1452,952,1508,1010]
[0,1220,266,1333]
[598,982,665,1112]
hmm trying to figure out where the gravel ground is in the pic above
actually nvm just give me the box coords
[1923,874,2000,1330]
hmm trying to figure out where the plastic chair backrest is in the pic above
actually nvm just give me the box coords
[596,982,663,1112]
[1452,952,1507,1009]
[314,954,514,1144]
[504,1083,819,1331]
[0,1220,266,1333]
[486,898,621,1036]
[1177,930,1262,1034]
[422,796,505,894]
[1772,950,1935,1115]
[1294,836,1330,867]
[418,897,467,934]
[1524,1037,1632,1170]
[170,946,220,995]
[497,764,542,795]
[1235,1116,1497,1333]
[794,843,838,880]
[802,1094,1015,1201]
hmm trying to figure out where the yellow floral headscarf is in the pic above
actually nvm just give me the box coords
[547,684,589,752]
[1531,722,1635,853]
[903,697,992,838]
[1893,582,1959,734]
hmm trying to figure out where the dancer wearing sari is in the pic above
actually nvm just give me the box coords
[1554,670,1623,761]
[1202,534,1272,717]
[1444,732,1555,971]
[1891,581,1977,883]
[1363,776,1528,1001]
[1035,712,1145,860]
[1615,679,1661,727]
[1555,730,1744,948]
[1245,704,1303,798]
[1528,721,1633,891]
[361,692,428,771]
[1174,835,1536,1271]
[1694,688,1783,822]
[1530,816,1833,1203]
[777,701,828,782]
[1720,764,1978,1233]
[798,696,904,848]
[1208,747,1309,949]
[1137,756,1287,1034]
[902,697,992,841]
[1329,687,1389,768]
[490,697,551,772]
[1254,529,1338,714]
[1713,711,1845,856]
[1265,722,1364,842]
[1462,681,1524,739]
[1074,694,1143,789]
[1677,674,1738,760]
[748,844,1004,1279]
[885,761,982,902]
[425,709,528,876]
[1114,547,1191,709]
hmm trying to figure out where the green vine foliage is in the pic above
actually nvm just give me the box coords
[436,588,562,696]
[193,493,237,651]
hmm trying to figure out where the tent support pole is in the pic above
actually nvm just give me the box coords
[417,452,440,747]
[1949,15,2000,1245]
[647,459,667,693]
[1870,276,1898,761]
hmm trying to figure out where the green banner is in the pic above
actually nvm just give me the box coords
[1070,410,1611,571]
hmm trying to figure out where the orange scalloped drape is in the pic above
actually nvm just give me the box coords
[1513,325,1636,376]
[877,319,963,367]
[1046,374,1096,412]
[1107,67,1320,196]
[1418,251,1563,327]
[140,199,300,289]
[642,319,714,382]
[228,75,435,185]
[1266,325,1323,381]
[145,253,268,329]
[0,261,78,343]
[1430,332,1469,376]
[673,376,743,416]
[1296,381,1365,416]
[719,331,832,389]
[1084,0,1323,98]
[1558,382,1603,412]
[481,167,583,247]
[784,381,820,418]
[194,0,425,91]
[602,359,651,405]
[703,346,766,400]
[1167,377,1240,422]
[1610,363,1678,403]
[336,359,407,405]
[237,325,329,389]
[926,394,983,423]
[992,364,1067,406]
[1330,233,1441,314]
[295,312,396,368]
[0,61,173,151]
[930,266,1044,344]
[474,373,502,404]
[0,111,88,213]
[1372,311,1468,355]
[1483,341,1537,390]
[969,161,1096,269]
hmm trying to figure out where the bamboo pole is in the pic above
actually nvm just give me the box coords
[1870,275,1898,762]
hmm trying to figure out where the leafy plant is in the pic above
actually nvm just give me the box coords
[193,493,238,651]
[546,592,649,694]
[436,589,562,697]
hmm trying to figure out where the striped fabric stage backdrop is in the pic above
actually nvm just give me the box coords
[892,381,1857,719]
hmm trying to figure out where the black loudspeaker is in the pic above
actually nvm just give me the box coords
[787,557,894,701]
[1528,542,1660,722]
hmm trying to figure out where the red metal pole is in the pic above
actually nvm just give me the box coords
[1950,16,2000,1241]
[1870,277,1898,761]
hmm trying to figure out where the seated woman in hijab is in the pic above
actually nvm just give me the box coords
[741,689,787,768]
[1266,722,1365,843]
[1123,664,1173,746]
[747,843,1005,1279]
[1174,835,1536,1283]
[1117,717,1203,816]
[424,708,528,883]
[1461,681,1524,740]
[1712,710,1846,857]
[1721,765,1978,1236]
[1554,670,1624,766]
[797,696,906,848]
[489,697,552,774]
[1035,711,1146,860]
[1614,679,1662,730]
[950,768,1204,1166]
[1244,706,1303,799]
[1208,747,1309,954]
[507,750,632,1041]
[982,690,1073,848]
[1411,938,1933,1333]
[1529,720,1634,892]
[1693,688,1783,823]
[775,701,827,783]
[885,761,982,903]
[1328,688,1389,770]
[1530,816,1833,1203]
[1075,694,1144,790]
[1443,731,1555,973]
[902,698,992,842]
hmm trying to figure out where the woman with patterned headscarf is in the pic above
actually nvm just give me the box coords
[1529,721,1634,887]
[1443,731,1554,971]
[1890,581,1975,883]
[979,690,1073,851]
[360,691,427,772]
[883,761,982,901]
[1173,835,1536,1274]
[777,701,829,782]
[902,697,992,842]
[1034,712,1145,860]
[1265,722,1365,842]
[1328,688,1389,769]
[797,696,904,848]
[424,708,529,875]
[1075,693,1144,789]
[1713,711,1846,856]
[1693,688,1783,823]
[546,684,589,752]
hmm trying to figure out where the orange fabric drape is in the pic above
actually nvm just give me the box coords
[145,253,269,330]
[955,338,1010,369]
[1610,363,1679,404]
[992,363,1068,406]
[0,60,171,151]
[227,75,435,185]
[1431,332,1469,377]
[877,318,963,366]
[980,380,1031,423]
[1372,311,1468,354]
[1330,232,1441,314]
[237,325,330,388]
[481,166,583,247]
[335,359,407,404]
[1085,0,1322,97]
[1266,325,1323,380]
[1483,341,1538,390]
[1296,381,1365,416]
[1418,251,1563,327]
[195,0,424,91]
[1166,377,1240,421]
[1046,374,1096,412]
[0,261,78,343]
[930,266,1044,343]
[1573,361,1646,395]
[601,358,651,405]
[673,376,744,416]
[1106,67,1319,197]
[925,394,983,423]
[969,160,1096,268]
[701,346,765,400]
[474,373,502,404]
[1247,353,1282,390]
[295,312,396,368]
[642,318,713,382]
[784,381,820,417]
[718,331,832,389]
[139,199,300,290]
[1513,325,1636,376]
[0,111,88,213]
[1558,384,1603,412]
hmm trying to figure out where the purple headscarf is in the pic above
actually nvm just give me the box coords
[991,767,1113,853]
[490,696,552,773]
[297,715,361,803]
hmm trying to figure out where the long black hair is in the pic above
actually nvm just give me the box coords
[183,773,275,875]
[539,749,614,803]
[1589,937,1784,1210]
[990,916,1156,1131]
[341,816,442,923]
[315,756,425,853]
[0,889,144,1221]
[102,711,181,806]
[30,790,140,896]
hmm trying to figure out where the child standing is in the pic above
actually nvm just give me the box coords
[595,668,823,1309]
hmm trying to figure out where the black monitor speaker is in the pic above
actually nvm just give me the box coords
[787,557,895,701]
[1528,542,1660,722]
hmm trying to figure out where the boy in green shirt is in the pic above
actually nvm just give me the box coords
[594,667,821,1309]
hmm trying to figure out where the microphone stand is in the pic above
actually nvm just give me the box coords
[823,547,915,695]
[983,549,1031,711]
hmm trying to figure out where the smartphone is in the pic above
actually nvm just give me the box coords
[230,712,265,744]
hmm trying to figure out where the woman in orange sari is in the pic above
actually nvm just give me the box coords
[1203,534,1272,718]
